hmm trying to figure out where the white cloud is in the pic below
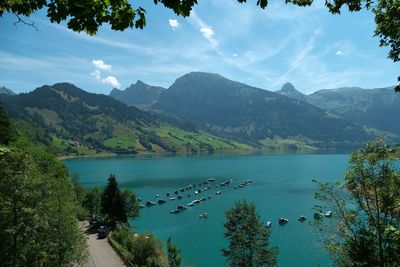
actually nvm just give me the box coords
[101,76,120,88]
[91,69,120,88]
[200,27,214,39]
[91,69,101,80]
[92,59,112,70]
[190,11,218,47]
[169,19,179,29]
[336,50,344,56]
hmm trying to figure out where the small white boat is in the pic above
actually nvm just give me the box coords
[266,221,272,227]
[169,197,176,201]
[216,191,222,195]
[325,211,333,217]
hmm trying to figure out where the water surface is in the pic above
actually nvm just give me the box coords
[65,153,349,267]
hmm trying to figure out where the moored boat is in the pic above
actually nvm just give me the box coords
[298,215,306,222]
[278,218,289,225]
[325,211,333,217]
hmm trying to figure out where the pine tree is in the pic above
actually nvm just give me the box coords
[101,174,123,224]
[221,200,278,267]
[167,237,181,267]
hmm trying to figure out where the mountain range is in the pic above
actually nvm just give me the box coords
[0,83,248,156]
[1,72,398,156]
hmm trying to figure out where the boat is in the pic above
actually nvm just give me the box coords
[145,201,156,207]
[216,191,222,195]
[208,178,216,182]
[278,218,289,225]
[198,189,203,193]
[139,204,145,208]
[178,195,183,200]
[170,209,180,214]
[298,215,306,222]
[187,202,194,207]
[157,199,166,204]
[180,188,185,192]
[314,212,323,219]
[208,194,211,199]
[266,221,272,228]
[177,205,187,211]
[169,197,176,201]
[199,197,206,202]
[199,212,208,219]
[246,179,253,184]
[192,199,200,204]
[195,191,198,195]
[203,181,209,185]
[174,190,179,194]
[166,192,170,197]
[325,211,333,217]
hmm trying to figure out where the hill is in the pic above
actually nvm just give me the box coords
[0,83,252,156]
[306,86,400,135]
[0,86,16,95]
[110,80,165,108]
[152,72,372,148]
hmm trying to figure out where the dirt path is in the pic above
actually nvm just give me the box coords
[82,224,125,267]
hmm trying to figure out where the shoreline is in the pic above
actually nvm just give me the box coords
[57,146,347,161]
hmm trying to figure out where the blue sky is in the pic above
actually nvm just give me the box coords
[0,0,398,94]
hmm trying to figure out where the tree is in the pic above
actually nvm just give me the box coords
[111,225,169,267]
[0,103,11,145]
[0,140,87,267]
[313,139,400,267]
[83,187,102,219]
[120,188,140,223]
[1,1,398,90]
[167,237,182,267]
[101,174,140,225]
[221,200,278,267]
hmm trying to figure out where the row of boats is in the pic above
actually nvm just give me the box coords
[139,177,254,218]
[267,211,334,227]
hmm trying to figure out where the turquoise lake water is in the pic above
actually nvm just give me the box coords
[64,153,350,267]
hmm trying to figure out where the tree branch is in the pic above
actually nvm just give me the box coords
[13,14,40,31]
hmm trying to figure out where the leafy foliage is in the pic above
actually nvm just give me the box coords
[0,140,87,266]
[313,139,400,266]
[110,225,169,267]
[167,237,182,267]
[222,200,278,267]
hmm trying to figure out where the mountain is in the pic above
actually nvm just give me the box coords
[275,82,307,102]
[0,86,16,95]
[110,80,165,107]
[306,86,400,135]
[152,72,371,148]
[0,83,250,156]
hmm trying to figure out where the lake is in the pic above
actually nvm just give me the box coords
[64,152,349,267]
